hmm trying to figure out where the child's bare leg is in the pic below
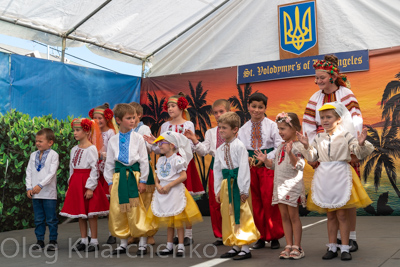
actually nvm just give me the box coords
[288,205,302,247]
[336,209,350,246]
[78,218,88,238]
[177,227,185,244]
[88,216,98,239]
[278,204,293,246]
[327,211,338,244]
[167,227,174,243]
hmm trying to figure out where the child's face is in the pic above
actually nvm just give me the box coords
[218,122,238,142]
[93,113,106,129]
[134,113,142,128]
[248,100,266,121]
[319,110,341,132]
[167,103,182,119]
[73,128,88,141]
[117,113,136,132]
[157,140,175,155]
[213,105,228,121]
[277,122,296,142]
[35,134,53,152]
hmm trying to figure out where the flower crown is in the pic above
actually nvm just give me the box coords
[163,96,189,111]
[88,108,114,120]
[313,59,340,75]
[71,118,92,132]
[275,112,292,127]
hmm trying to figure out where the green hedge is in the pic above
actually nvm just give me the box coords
[0,110,75,232]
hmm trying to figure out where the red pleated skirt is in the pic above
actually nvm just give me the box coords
[98,172,110,197]
[184,159,205,196]
[60,169,109,219]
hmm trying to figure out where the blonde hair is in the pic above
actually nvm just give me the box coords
[218,112,240,129]
[129,102,143,116]
[113,103,136,121]
[212,99,231,112]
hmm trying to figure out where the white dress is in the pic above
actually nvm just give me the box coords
[151,153,187,217]
[270,142,306,207]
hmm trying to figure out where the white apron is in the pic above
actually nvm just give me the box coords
[311,161,352,209]
[151,181,186,217]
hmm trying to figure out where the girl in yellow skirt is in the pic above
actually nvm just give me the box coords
[297,102,373,261]
[214,112,260,261]
[147,131,202,257]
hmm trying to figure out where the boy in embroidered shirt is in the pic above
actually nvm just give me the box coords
[184,99,230,246]
[237,92,284,249]
[26,128,59,251]
[214,112,260,260]
[104,104,157,256]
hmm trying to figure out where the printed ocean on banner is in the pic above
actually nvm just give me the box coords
[279,1,317,55]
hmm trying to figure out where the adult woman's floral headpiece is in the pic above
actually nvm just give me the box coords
[276,112,292,127]
[313,59,349,87]
[88,108,114,121]
[71,118,92,132]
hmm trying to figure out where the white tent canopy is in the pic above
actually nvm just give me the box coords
[0,0,399,77]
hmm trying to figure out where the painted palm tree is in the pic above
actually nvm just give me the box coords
[380,72,400,123]
[361,120,400,198]
[228,83,257,126]
[186,81,212,190]
[142,91,169,136]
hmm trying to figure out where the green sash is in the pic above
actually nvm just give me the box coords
[209,157,215,171]
[222,168,240,225]
[247,148,274,165]
[115,161,140,208]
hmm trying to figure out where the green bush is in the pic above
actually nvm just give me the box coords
[0,110,75,232]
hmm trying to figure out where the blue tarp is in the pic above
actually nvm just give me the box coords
[0,52,10,114]
[1,51,141,118]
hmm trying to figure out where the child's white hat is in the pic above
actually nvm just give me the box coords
[153,131,193,165]
[318,101,356,134]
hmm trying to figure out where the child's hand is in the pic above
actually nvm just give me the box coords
[254,149,268,163]
[84,189,93,199]
[108,184,112,195]
[296,131,309,149]
[138,183,146,194]
[162,184,171,194]
[143,134,156,144]
[248,157,254,166]
[156,184,163,193]
[32,185,42,194]
[27,190,33,199]
[183,129,197,143]
[308,161,319,169]
[285,141,293,153]
[240,193,248,203]
[255,160,264,168]
[216,192,221,203]
[357,127,368,146]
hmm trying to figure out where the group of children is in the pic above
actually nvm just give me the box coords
[25,60,374,262]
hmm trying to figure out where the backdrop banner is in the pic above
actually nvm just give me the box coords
[141,47,400,216]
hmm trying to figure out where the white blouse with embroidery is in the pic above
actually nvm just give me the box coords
[69,145,99,191]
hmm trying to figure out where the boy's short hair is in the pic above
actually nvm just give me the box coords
[36,128,55,142]
[248,92,268,107]
[113,103,136,121]
[212,99,231,112]
[129,102,143,116]
[218,112,241,129]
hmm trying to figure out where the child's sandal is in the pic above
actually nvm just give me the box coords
[289,245,305,260]
[279,245,292,259]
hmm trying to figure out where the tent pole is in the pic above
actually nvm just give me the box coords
[141,60,146,78]
[61,37,66,63]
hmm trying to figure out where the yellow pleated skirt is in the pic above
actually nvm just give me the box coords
[108,171,158,239]
[307,167,372,213]
[146,188,203,229]
[220,179,260,247]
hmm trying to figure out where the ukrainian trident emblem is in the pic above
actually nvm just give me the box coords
[279,1,317,55]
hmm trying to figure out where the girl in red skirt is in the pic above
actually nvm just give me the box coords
[60,118,109,252]
[144,92,204,246]
[89,103,117,244]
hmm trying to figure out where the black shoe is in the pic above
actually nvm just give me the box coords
[72,243,86,252]
[112,246,127,255]
[337,238,342,245]
[349,239,358,252]
[77,236,91,245]
[212,240,224,246]
[47,240,58,251]
[253,239,266,249]
[156,249,173,256]
[107,235,116,245]
[341,251,352,261]
[86,244,99,252]
[233,251,252,260]
[173,237,178,245]
[184,237,193,246]
[322,250,338,260]
[176,249,184,257]
[137,247,147,256]
[270,239,280,249]
[32,240,45,251]
[220,249,239,258]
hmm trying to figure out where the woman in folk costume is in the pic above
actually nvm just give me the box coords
[297,102,373,261]
[144,92,204,245]
[303,55,363,252]
[147,131,202,257]
[89,103,118,244]
[60,118,109,252]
